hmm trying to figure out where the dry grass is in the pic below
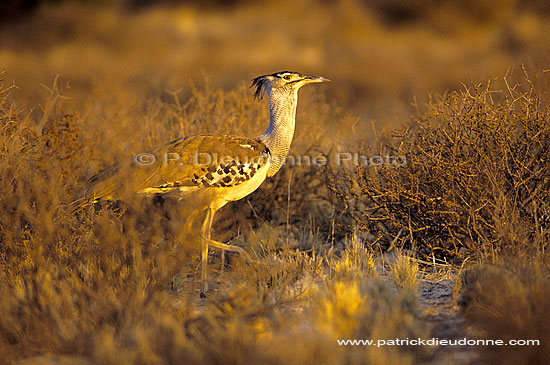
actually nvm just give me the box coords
[391,252,420,291]
[459,258,550,364]
[329,231,376,280]
[0,71,429,363]
[313,277,430,364]
[1,1,550,363]
[326,67,550,363]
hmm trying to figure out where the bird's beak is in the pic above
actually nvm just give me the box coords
[302,75,331,84]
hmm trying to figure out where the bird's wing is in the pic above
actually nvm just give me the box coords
[72,134,270,211]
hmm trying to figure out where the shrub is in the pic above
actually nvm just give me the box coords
[329,70,550,261]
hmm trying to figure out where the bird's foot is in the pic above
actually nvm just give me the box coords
[199,281,208,298]
[206,239,252,262]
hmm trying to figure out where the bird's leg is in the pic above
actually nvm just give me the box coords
[200,207,215,296]
[206,239,251,261]
[183,209,199,234]
[199,208,251,297]
[220,249,225,272]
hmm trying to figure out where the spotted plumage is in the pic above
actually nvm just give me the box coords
[154,151,266,192]
[71,134,270,205]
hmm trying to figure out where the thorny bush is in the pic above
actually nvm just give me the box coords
[329,72,550,261]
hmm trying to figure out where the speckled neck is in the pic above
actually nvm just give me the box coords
[258,87,298,177]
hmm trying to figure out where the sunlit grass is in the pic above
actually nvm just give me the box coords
[392,252,420,291]
[0,74,426,363]
[1,1,550,362]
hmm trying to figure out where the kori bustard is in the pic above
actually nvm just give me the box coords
[72,71,329,295]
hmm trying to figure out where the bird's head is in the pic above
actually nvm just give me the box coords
[252,71,330,100]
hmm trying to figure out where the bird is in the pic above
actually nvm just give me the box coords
[72,71,330,295]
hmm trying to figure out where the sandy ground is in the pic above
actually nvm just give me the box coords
[419,276,479,364]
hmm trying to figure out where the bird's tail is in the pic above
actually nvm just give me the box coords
[69,162,121,214]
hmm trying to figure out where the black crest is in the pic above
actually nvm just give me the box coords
[251,75,268,100]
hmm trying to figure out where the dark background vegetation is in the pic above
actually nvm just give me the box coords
[1,0,549,363]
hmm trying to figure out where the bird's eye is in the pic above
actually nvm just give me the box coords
[283,75,291,81]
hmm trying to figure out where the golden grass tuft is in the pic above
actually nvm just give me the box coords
[314,277,430,364]
[329,231,376,280]
[391,252,420,291]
